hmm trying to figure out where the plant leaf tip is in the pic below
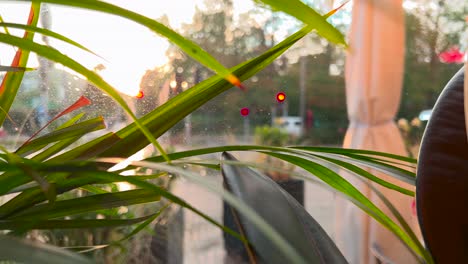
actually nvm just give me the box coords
[226,74,246,90]
[238,83,247,91]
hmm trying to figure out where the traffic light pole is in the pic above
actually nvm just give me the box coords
[299,56,306,134]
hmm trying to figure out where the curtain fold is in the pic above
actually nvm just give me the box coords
[335,0,420,263]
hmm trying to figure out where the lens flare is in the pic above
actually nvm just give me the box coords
[240,107,250,116]
[276,92,286,102]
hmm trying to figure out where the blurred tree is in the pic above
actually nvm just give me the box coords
[399,1,468,119]
[149,0,353,144]
[157,0,283,137]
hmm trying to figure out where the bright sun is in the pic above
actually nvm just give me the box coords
[0,1,254,97]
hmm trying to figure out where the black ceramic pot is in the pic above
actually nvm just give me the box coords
[223,178,304,263]
[416,67,468,263]
[151,208,184,264]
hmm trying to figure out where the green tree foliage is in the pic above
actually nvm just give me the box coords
[399,0,468,119]
[141,0,349,144]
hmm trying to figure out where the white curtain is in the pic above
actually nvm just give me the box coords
[335,0,420,263]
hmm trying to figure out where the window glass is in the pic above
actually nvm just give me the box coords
[0,0,466,262]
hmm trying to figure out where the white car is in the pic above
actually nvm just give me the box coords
[273,116,303,137]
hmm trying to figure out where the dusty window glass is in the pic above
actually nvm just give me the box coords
[0,0,466,263]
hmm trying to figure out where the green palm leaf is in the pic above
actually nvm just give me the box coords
[15,0,243,88]
[0,3,40,126]
[0,235,92,264]
[257,0,346,46]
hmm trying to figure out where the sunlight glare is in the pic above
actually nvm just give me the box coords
[403,1,418,10]
[0,0,255,97]
[99,65,143,96]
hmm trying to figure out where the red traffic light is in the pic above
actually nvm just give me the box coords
[240,107,250,116]
[276,92,286,102]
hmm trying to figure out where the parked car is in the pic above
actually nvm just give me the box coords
[273,116,303,137]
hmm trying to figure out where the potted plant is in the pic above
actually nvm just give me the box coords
[0,1,437,264]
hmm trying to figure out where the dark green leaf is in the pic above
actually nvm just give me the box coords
[48,132,121,161]
[263,151,425,259]
[0,235,92,264]
[16,116,106,157]
[130,160,308,264]
[0,22,101,57]
[0,212,160,230]
[257,0,346,45]
[0,65,34,72]
[15,0,242,87]
[221,152,346,263]
[291,146,417,164]
[0,31,169,162]
[9,189,160,220]
[117,203,170,242]
[0,3,40,126]
[96,26,314,159]
[304,154,414,195]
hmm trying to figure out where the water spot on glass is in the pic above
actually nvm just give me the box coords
[200,169,207,177]
[118,206,128,214]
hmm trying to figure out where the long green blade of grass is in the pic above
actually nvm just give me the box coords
[0,3,40,126]
[308,154,414,195]
[65,169,244,242]
[0,212,160,230]
[15,0,243,88]
[0,32,170,162]
[31,113,87,162]
[291,146,417,164]
[0,133,120,200]
[0,65,34,72]
[38,24,313,163]
[191,154,430,263]
[309,152,416,185]
[131,160,308,264]
[9,189,160,220]
[361,179,433,263]
[93,26,314,160]
[145,145,416,192]
[48,132,121,162]
[0,22,100,57]
[65,205,170,255]
[258,151,425,260]
[5,173,165,195]
[0,235,92,264]
[116,203,170,243]
[0,148,57,206]
[0,164,241,244]
[257,0,346,46]
[0,14,11,34]
[15,116,106,156]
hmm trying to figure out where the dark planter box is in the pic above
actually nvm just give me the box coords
[151,208,184,264]
[223,179,305,263]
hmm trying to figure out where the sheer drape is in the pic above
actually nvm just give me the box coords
[335,0,419,263]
